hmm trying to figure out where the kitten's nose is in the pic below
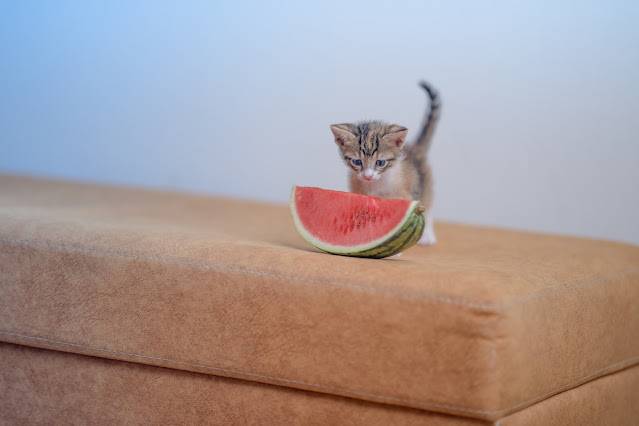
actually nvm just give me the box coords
[363,169,374,180]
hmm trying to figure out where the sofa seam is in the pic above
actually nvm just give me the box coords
[1,236,638,311]
[0,330,637,416]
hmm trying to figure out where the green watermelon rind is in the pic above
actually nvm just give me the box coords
[290,185,425,259]
[356,212,425,258]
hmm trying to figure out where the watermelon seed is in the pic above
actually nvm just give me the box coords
[355,213,359,218]
[372,217,376,222]
[357,222,361,227]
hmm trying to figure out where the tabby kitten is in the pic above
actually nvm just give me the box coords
[330,81,440,245]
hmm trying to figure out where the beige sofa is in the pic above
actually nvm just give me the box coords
[1,174,637,425]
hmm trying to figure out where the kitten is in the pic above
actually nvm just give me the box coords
[330,81,440,245]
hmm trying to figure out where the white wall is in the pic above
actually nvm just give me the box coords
[2,1,638,245]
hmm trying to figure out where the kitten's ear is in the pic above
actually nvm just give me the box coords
[383,125,408,148]
[330,124,357,147]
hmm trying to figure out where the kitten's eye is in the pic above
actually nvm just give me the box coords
[375,160,386,167]
[351,159,362,167]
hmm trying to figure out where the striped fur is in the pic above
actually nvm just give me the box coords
[330,81,441,246]
[413,81,441,154]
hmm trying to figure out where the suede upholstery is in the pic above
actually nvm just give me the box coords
[0,343,486,426]
[3,343,636,425]
[1,174,638,423]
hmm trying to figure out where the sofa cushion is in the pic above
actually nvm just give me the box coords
[1,174,637,421]
[3,342,636,425]
[0,342,488,425]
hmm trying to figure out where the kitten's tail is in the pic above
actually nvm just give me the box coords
[413,81,441,155]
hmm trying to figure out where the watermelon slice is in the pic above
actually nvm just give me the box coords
[290,185,425,258]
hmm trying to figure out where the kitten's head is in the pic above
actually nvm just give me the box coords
[330,121,407,182]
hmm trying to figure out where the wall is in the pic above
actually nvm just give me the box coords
[1,1,638,244]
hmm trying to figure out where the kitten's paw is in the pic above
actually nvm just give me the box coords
[417,229,437,246]
[389,252,403,259]
[418,213,436,246]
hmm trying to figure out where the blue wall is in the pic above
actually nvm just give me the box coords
[2,1,638,243]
